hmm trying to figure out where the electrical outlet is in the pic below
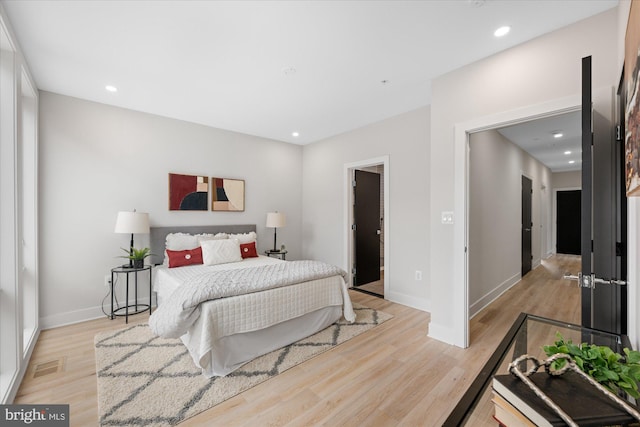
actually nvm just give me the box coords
[441,211,454,225]
[104,275,111,287]
[415,270,422,281]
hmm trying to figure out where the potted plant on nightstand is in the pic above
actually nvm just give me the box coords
[119,247,152,269]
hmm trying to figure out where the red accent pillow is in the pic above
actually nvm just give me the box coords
[166,247,203,268]
[240,242,258,259]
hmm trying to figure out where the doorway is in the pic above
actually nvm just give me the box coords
[458,67,626,346]
[353,169,383,296]
[344,156,389,299]
[556,189,581,255]
[453,96,583,348]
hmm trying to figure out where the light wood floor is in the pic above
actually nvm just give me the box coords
[355,270,384,296]
[14,255,581,426]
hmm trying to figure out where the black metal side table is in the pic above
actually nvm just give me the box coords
[110,265,152,323]
[265,250,287,260]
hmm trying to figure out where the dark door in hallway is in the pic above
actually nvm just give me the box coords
[556,190,581,255]
[580,56,627,334]
[521,175,533,277]
[353,170,381,287]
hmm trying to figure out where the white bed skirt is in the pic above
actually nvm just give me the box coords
[153,258,351,377]
[185,305,342,377]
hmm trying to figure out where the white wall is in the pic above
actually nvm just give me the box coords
[552,171,581,189]
[39,91,303,328]
[429,8,619,346]
[468,129,552,317]
[302,106,430,311]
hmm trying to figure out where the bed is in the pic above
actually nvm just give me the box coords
[148,224,355,377]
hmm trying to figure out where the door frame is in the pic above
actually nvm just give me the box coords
[344,156,390,296]
[453,95,581,348]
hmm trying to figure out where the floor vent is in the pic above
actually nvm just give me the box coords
[33,358,65,378]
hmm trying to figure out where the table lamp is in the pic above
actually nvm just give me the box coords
[266,211,286,252]
[115,210,150,267]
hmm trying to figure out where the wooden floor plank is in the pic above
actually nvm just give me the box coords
[14,255,581,426]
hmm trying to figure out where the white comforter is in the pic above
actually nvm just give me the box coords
[149,260,353,338]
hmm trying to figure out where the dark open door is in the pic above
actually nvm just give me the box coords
[521,176,533,277]
[354,170,381,287]
[580,56,627,334]
[557,190,581,255]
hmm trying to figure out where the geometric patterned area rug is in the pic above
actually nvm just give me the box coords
[95,303,392,426]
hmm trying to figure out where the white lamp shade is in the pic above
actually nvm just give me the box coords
[266,212,286,228]
[114,211,150,234]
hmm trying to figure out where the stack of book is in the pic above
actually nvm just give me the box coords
[491,371,637,426]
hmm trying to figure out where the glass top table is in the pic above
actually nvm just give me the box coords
[443,312,632,426]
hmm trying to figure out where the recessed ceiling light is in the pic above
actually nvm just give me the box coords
[553,132,563,139]
[494,26,510,37]
[105,85,118,92]
[569,160,576,164]
[292,132,299,137]
[564,150,571,155]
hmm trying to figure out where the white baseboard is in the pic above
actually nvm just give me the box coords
[1,370,19,404]
[40,296,154,330]
[428,322,464,347]
[469,272,521,319]
[386,290,430,312]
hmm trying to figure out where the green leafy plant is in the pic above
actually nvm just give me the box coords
[543,333,640,398]
[119,247,152,261]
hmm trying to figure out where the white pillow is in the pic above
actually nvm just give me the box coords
[201,239,242,266]
[164,233,200,266]
[197,232,229,243]
[228,231,257,244]
[165,232,199,250]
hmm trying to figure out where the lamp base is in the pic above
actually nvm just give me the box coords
[272,228,278,252]
[129,233,134,268]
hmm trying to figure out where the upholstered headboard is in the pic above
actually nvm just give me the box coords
[149,224,256,265]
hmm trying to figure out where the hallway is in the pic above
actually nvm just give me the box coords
[470,254,581,345]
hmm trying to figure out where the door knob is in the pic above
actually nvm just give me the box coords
[563,272,627,288]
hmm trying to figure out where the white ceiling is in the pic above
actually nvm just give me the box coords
[1,0,617,145]
[497,111,582,172]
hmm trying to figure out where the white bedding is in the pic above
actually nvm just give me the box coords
[152,255,355,376]
[154,255,283,298]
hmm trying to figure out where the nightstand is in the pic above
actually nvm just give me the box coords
[110,265,152,323]
[265,250,287,260]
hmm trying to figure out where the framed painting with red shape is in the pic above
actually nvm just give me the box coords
[168,173,209,211]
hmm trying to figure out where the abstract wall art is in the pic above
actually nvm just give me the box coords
[211,177,245,211]
[625,1,640,196]
[168,173,209,211]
